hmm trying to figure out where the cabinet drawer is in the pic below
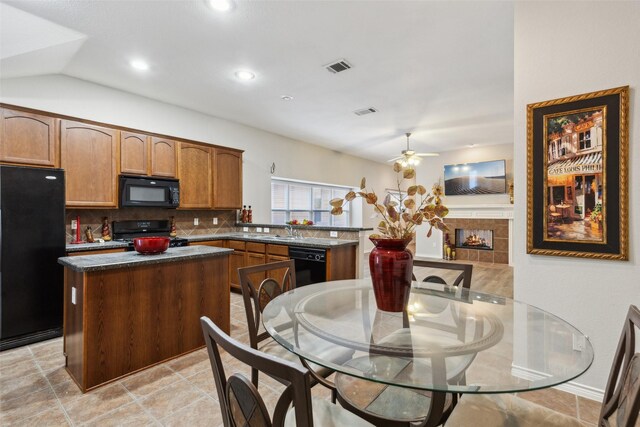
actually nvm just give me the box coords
[191,241,225,248]
[246,242,265,254]
[267,244,289,256]
[228,240,246,251]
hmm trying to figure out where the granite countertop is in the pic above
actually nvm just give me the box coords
[236,223,372,232]
[59,246,233,272]
[65,233,359,253]
[184,233,359,248]
[65,240,131,253]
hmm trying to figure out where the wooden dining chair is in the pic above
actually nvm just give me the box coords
[445,304,640,427]
[237,261,340,397]
[200,316,374,427]
[411,260,473,289]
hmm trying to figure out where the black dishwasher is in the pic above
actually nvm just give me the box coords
[289,246,327,287]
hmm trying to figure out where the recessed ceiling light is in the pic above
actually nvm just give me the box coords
[235,70,255,81]
[467,144,476,148]
[280,95,293,101]
[130,59,149,71]
[207,0,234,12]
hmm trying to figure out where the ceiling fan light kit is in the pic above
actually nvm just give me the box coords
[389,132,438,167]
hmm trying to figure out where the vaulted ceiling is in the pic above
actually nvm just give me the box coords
[1,1,514,163]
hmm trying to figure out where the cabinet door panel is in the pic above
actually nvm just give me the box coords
[229,251,246,292]
[151,137,176,177]
[213,148,242,209]
[246,252,266,285]
[1,108,57,167]
[61,120,118,207]
[178,142,212,208]
[266,254,290,285]
[120,131,148,175]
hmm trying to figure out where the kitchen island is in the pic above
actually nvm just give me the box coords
[58,246,232,392]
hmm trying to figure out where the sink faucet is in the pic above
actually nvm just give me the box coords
[285,224,294,237]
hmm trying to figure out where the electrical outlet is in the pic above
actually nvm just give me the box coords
[264,227,270,233]
[243,227,249,232]
[330,231,338,238]
[71,220,78,230]
[256,227,263,233]
[213,217,218,225]
[572,334,586,351]
[194,218,199,226]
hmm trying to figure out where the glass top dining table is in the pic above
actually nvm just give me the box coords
[262,279,594,394]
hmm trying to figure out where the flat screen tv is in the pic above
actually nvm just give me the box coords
[444,159,506,195]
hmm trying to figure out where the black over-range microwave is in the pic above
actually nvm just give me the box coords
[119,175,180,208]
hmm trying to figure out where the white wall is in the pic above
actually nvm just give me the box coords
[514,2,640,395]
[0,74,396,227]
[415,143,513,257]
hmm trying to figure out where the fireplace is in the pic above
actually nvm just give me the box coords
[455,228,494,250]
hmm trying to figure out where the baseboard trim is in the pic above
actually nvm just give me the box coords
[512,365,603,402]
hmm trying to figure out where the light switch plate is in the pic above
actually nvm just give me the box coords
[243,227,249,232]
[264,227,270,233]
[194,218,199,226]
[256,227,263,233]
[71,220,77,230]
[213,218,218,225]
[71,287,76,305]
[330,231,338,238]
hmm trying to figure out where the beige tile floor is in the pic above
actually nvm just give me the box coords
[0,261,601,426]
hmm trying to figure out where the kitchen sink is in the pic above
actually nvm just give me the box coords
[260,235,299,240]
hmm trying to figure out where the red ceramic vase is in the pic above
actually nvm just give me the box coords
[369,237,413,312]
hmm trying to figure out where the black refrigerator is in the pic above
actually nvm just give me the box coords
[0,165,66,350]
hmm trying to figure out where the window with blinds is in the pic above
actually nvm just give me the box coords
[271,178,351,226]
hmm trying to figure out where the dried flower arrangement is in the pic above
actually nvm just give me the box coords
[330,164,449,240]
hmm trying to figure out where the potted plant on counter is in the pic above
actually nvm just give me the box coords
[330,164,449,312]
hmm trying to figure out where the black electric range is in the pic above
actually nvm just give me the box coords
[112,220,189,249]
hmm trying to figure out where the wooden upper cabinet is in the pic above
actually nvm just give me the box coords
[60,120,119,207]
[120,131,149,175]
[213,147,242,209]
[178,142,212,209]
[150,137,177,178]
[0,108,57,167]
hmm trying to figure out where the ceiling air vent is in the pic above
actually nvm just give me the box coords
[325,59,352,74]
[353,107,378,116]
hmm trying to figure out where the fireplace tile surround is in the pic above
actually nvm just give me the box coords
[442,205,513,265]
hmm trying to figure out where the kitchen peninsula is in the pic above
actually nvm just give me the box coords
[58,246,232,392]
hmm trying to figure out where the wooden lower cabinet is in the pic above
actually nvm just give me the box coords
[246,251,266,285]
[229,251,246,292]
[63,255,229,392]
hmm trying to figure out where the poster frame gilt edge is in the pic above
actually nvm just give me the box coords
[526,86,629,261]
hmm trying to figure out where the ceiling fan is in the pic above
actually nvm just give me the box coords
[387,133,439,167]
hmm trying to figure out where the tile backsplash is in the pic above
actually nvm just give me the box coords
[65,209,237,242]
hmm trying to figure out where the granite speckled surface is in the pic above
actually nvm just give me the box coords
[65,240,131,252]
[185,233,359,248]
[235,223,372,232]
[59,246,233,272]
[65,233,359,252]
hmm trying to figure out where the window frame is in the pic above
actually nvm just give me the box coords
[271,178,352,227]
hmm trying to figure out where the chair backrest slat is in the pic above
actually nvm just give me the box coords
[599,304,640,427]
[411,259,473,289]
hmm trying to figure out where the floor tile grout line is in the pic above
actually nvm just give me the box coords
[156,395,209,425]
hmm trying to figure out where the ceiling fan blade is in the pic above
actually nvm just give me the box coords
[387,155,402,162]
[416,153,439,157]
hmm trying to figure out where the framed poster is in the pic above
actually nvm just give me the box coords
[527,86,628,260]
